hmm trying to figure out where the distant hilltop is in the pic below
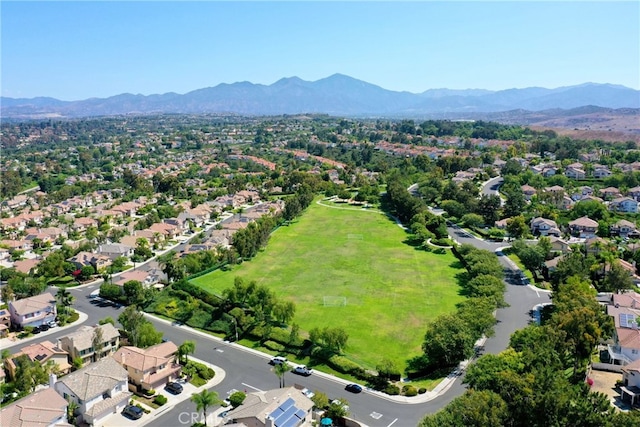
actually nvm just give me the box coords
[2,73,639,119]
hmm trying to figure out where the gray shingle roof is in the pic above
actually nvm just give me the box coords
[57,357,127,400]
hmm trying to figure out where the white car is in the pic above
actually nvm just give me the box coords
[301,388,315,399]
[292,365,312,376]
[270,356,288,365]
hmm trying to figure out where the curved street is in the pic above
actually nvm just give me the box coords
[5,178,551,427]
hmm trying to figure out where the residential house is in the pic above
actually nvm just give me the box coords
[571,186,594,201]
[606,304,640,366]
[134,229,163,245]
[568,216,599,238]
[548,236,572,254]
[593,166,613,179]
[149,222,178,240]
[113,269,156,287]
[600,187,622,200]
[225,386,314,427]
[628,186,640,202]
[163,217,187,234]
[621,359,640,405]
[610,197,639,214]
[112,341,181,392]
[72,217,98,233]
[68,251,112,272]
[521,185,537,201]
[59,323,120,366]
[564,166,586,180]
[530,217,561,237]
[13,258,41,275]
[53,357,131,426]
[8,292,57,329]
[4,341,71,380]
[98,242,134,260]
[0,309,11,337]
[541,166,558,177]
[0,387,68,427]
[611,220,639,238]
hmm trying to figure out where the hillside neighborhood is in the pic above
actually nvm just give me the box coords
[2,116,640,426]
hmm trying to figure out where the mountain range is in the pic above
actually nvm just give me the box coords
[2,74,639,119]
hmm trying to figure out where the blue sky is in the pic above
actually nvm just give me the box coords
[2,1,639,100]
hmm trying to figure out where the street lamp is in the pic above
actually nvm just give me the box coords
[231,317,238,342]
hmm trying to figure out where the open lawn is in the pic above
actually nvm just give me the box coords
[192,200,464,372]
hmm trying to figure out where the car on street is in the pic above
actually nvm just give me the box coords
[345,383,362,393]
[122,405,144,420]
[292,365,312,376]
[165,381,183,394]
[270,356,288,365]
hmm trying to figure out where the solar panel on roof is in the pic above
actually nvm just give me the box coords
[620,313,637,328]
[273,406,298,426]
[294,409,306,419]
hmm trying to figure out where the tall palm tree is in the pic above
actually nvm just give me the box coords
[56,288,74,315]
[190,389,220,427]
[178,340,196,364]
[273,362,289,388]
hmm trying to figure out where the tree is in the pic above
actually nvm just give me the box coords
[56,288,74,316]
[325,398,350,420]
[14,355,48,393]
[92,326,104,361]
[274,361,289,388]
[190,389,221,427]
[178,340,196,364]
[135,322,164,348]
[228,391,246,408]
[419,390,508,427]
[123,280,144,306]
[603,261,634,293]
[79,265,95,281]
[503,190,526,219]
[506,215,528,240]
[476,194,501,225]
[422,314,476,368]
[273,300,296,325]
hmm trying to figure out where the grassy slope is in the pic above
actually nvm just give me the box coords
[192,201,464,371]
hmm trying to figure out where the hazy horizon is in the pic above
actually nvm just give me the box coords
[2,1,639,100]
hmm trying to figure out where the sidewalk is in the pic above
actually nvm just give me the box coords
[101,357,226,427]
[0,310,88,350]
[144,313,469,405]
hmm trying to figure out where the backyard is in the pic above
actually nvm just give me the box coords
[191,200,464,372]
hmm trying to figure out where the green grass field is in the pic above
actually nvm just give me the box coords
[192,200,464,372]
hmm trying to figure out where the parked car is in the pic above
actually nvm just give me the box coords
[47,320,58,328]
[122,405,144,420]
[345,383,362,393]
[270,356,288,365]
[292,366,312,376]
[165,382,183,394]
[38,324,50,332]
[301,388,315,399]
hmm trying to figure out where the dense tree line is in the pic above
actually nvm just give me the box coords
[419,274,638,427]
[408,245,504,375]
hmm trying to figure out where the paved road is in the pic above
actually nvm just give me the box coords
[5,185,551,427]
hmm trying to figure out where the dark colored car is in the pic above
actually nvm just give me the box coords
[165,381,183,394]
[345,383,362,393]
[122,405,144,420]
[39,324,50,332]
